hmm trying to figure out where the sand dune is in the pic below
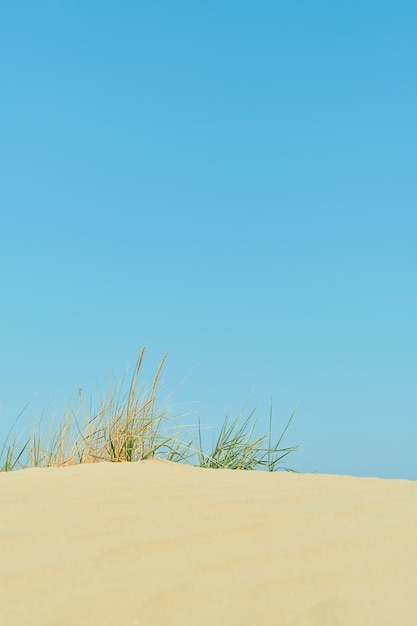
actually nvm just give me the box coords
[1,460,416,625]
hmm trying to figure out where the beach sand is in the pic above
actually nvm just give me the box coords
[1,460,416,625]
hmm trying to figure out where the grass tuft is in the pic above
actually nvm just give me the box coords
[0,348,300,473]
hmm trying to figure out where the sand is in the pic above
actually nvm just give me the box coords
[1,460,417,625]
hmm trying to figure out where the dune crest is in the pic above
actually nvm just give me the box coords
[1,460,416,625]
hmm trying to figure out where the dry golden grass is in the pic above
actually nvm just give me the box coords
[1,347,299,473]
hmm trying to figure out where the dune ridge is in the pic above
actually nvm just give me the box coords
[1,460,416,625]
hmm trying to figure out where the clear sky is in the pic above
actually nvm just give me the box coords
[1,1,416,479]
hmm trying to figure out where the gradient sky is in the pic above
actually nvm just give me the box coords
[1,1,416,478]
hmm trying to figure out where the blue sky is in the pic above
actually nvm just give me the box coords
[1,1,416,478]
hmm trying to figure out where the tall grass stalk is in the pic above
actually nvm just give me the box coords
[0,348,300,473]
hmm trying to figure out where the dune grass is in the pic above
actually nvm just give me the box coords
[0,347,300,473]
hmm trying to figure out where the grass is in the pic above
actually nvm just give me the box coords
[0,347,300,473]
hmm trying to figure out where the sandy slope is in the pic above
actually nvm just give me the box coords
[1,460,416,625]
